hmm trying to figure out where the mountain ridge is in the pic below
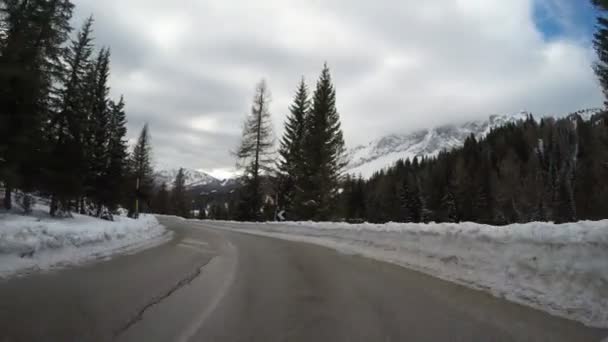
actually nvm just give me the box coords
[346,108,602,178]
[153,168,219,188]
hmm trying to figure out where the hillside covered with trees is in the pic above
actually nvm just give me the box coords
[0,0,154,218]
[340,112,608,224]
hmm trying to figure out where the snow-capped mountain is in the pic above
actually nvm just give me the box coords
[153,168,218,188]
[567,108,604,122]
[153,168,242,195]
[347,109,603,178]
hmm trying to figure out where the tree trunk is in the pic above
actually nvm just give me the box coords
[50,195,58,217]
[3,186,12,210]
[252,92,264,220]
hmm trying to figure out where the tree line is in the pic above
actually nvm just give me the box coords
[150,168,194,219]
[0,0,154,219]
[339,112,608,225]
[232,64,347,221]
[338,0,607,225]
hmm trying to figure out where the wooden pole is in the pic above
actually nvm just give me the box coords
[135,177,140,218]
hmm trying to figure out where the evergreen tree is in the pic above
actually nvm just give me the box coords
[0,0,73,209]
[277,78,310,219]
[104,96,129,211]
[88,48,112,215]
[400,172,424,223]
[342,175,366,222]
[198,205,207,220]
[47,16,95,216]
[441,187,458,223]
[235,80,274,221]
[129,124,154,218]
[153,182,170,215]
[593,0,608,105]
[298,63,347,220]
[171,168,190,218]
[399,176,414,222]
[0,2,132,218]
[210,203,228,220]
[349,109,608,225]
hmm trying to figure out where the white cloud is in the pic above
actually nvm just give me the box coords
[72,0,603,172]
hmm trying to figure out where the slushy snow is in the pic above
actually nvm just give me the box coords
[0,205,171,278]
[203,219,608,328]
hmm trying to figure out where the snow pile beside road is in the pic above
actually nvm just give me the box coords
[0,208,170,278]
[208,219,608,328]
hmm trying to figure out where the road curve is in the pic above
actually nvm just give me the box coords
[0,217,606,341]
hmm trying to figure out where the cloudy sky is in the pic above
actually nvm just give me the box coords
[72,0,602,178]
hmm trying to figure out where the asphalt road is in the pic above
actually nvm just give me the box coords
[0,217,606,342]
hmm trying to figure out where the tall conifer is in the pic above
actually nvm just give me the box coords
[298,64,347,220]
[277,78,310,218]
[235,80,274,220]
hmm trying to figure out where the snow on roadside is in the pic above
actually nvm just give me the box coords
[204,219,608,328]
[0,206,171,279]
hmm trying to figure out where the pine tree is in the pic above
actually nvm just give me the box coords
[235,80,274,221]
[130,124,154,218]
[442,187,458,223]
[88,48,112,215]
[153,182,170,215]
[343,175,366,222]
[399,177,414,222]
[593,0,608,105]
[0,0,73,209]
[47,16,95,216]
[298,63,347,220]
[277,78,310,219]
[104,96,129,211]
[171,168,190,218]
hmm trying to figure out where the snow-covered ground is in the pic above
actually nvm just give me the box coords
[0,205,171,279]
[205,219,608,328]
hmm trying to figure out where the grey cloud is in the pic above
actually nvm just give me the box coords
[71,0,603,174]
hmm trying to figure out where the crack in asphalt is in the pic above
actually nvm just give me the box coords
[112,257,215,338]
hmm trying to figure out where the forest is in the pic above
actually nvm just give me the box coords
[0,0,153,218]
[339,112,608,224]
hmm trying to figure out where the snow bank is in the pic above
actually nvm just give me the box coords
[207,219,608,328]
[0,207,171,278]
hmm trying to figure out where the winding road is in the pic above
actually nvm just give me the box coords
[0,217,606,341]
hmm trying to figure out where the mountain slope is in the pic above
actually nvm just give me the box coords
[347,109,602,178]
[153,168,218,188]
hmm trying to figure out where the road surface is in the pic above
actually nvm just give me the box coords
[0,217,606,341]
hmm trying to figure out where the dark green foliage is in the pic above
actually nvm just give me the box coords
[277,78,310,219]
[153,182,170,215]
[348,112,608,225]
[87,48,113,214]
[441,186,458,223]
[209,202,229,220]
[0,2,137,219]
[297,63,347,221]
[47,16,94,215]
[171,168,190,218]
[129,124,155,217]
[593,0,608,105]
[341,175,366,222]
[104,96,129,211]
[400,172,424,223]
[0,0,73,209]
